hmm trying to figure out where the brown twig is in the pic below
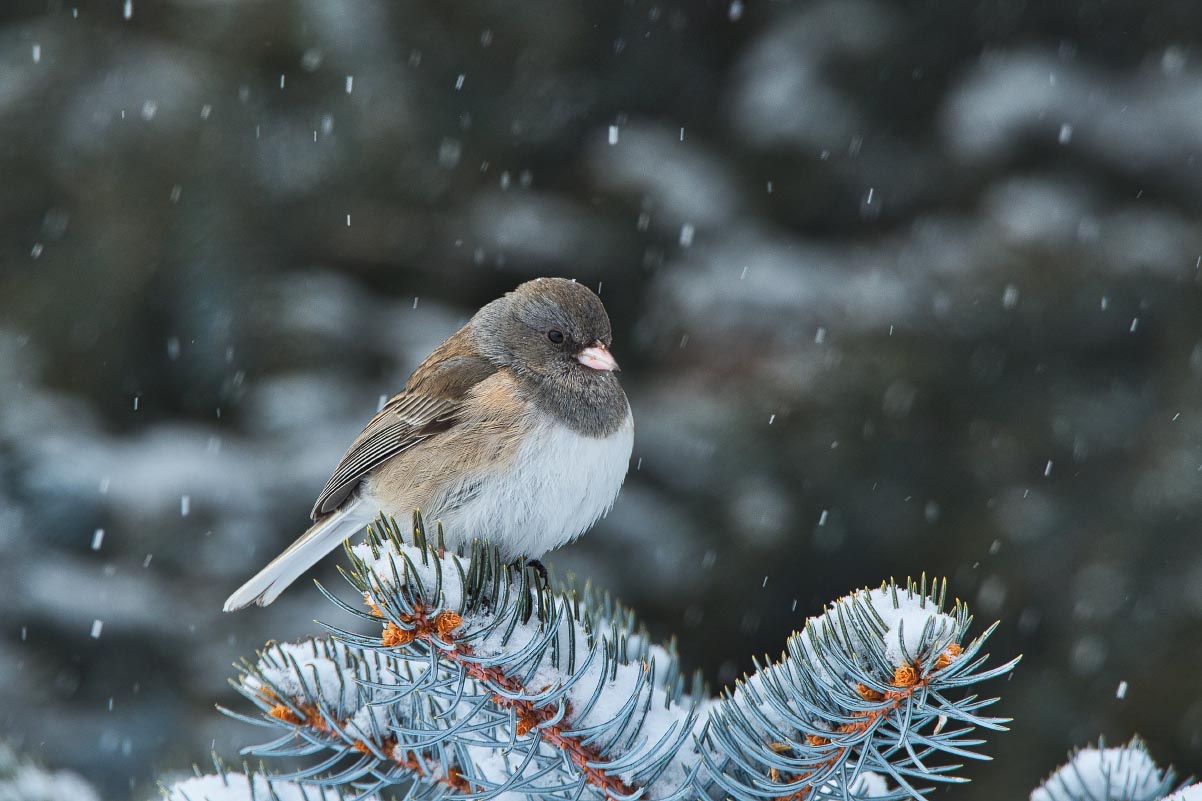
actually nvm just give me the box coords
[368,595,638,800]
[264,696,475,793]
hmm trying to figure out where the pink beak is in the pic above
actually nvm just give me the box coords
[577,343,620,372]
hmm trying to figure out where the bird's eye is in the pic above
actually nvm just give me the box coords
[547,329,565,344]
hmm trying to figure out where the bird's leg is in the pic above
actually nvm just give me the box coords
[508,558,548,624]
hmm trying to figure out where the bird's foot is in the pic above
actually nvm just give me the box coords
[510,558,549,624]
[523,558,549,584]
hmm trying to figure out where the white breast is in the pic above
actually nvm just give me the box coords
[431,409,634,560]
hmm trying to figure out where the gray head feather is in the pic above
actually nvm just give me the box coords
[470,278,628,437]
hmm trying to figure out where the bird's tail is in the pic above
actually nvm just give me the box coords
[223,500,372,611]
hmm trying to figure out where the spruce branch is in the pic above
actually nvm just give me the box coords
[226,513,704,800]
[697,577,1020,801]
[193,514,1021,801]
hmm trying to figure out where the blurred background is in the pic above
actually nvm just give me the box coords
[2,0,1202,798]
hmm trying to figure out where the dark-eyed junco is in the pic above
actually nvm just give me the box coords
[224,277,633,610]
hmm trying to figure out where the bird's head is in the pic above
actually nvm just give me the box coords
[472,277,621,382]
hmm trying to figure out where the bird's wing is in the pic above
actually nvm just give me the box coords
[311,346,497,517]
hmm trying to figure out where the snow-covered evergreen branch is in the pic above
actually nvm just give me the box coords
[1031,738,1195,801]
[229,514,702,799]
[177,514,1022,800]
[698,577,1018,801]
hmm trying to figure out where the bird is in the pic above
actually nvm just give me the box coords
[223,277,633,611]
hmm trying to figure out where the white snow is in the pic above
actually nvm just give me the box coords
[945,49,1202,172]
[350,541,466,611]
[163,772,381,801]
[1164,784,1202,801]
[588,124,743,227]
[245,638,401,747]
[833,771,890,797]
[679,223,695,247]
[466,192,602,264]
[0,743,101,801]
[728,2,893,150]
[799,584,959,672]
[857,772,890,796]
[1031,742,1168,801]
[249,640,362,717]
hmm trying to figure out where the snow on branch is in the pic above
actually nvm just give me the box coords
[1031,738,1189,801]
[162,768,380,801]
[1165,787,1202,801]
[173,514,1019,801]
[224,513,705,800]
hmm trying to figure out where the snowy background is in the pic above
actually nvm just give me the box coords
[2,1,1202,798]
